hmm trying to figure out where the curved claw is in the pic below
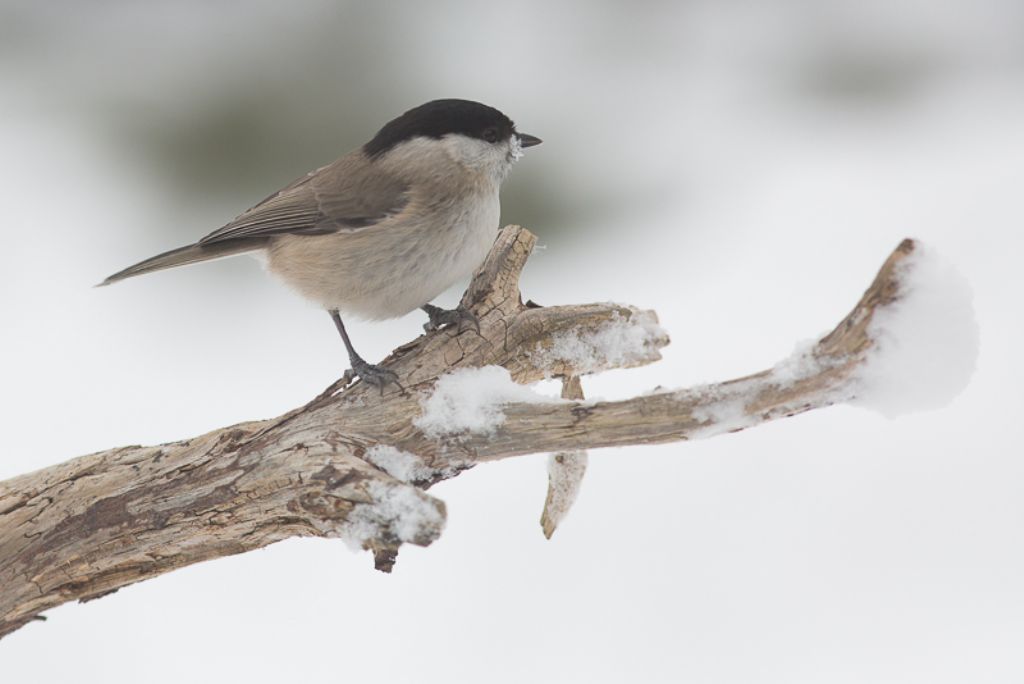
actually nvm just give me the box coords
[422,304,481,335]
[344,359,404,396]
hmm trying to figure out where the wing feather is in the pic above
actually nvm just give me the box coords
[198,155,410,245]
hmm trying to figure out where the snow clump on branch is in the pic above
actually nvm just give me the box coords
[414,366,558,438]
[531,309,668,375]
[852,242,978,418]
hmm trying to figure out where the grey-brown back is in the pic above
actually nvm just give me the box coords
[99,149,413,287]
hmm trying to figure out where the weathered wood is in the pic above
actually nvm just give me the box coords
[541,376,589,538]
[0,227,917,639]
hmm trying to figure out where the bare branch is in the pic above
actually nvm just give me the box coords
[0,228,918,639]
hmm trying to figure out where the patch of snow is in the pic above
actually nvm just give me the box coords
[531,310,666,375]
[851,243,979,418]
[364,445,432,483]
[340,480,445,551]
[364,444,466,483]
[771,339,830,387]
[414,366,557,439]
[684,342,847,439]
[508,133,525,161]
[687,385,757,439]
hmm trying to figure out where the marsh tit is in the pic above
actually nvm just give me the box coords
[101,99,542,390]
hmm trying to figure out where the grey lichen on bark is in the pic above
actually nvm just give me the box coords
[0,226,919,639]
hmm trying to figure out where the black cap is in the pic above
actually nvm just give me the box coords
[364,99,519,159]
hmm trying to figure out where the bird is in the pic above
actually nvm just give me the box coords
[101,98,542,391]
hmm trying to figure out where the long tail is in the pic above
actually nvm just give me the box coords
[98,238,269,287]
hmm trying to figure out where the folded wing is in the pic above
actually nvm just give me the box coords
[198,155,411,244]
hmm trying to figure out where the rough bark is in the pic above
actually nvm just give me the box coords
[0,226,917,639]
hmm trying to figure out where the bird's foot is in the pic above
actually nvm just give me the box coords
[422,304,481,334]
[343,357,404,395]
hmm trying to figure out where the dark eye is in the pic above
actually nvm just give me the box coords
[482,127,499,143]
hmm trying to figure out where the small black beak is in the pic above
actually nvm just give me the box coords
[518,133,543,148]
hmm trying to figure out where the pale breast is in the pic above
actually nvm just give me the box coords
[265,191,500,320]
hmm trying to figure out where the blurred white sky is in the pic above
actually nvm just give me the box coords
[2,1,1023,682]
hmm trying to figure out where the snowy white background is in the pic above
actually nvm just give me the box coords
[2,1,1023,681]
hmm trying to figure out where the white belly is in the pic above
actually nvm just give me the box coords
[265,194,500,320]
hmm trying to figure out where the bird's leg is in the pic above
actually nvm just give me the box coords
[421,304,481,334]
[328,310,402,394]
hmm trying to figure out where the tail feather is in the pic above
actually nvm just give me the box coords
[98,238,268,287]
